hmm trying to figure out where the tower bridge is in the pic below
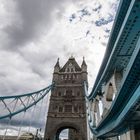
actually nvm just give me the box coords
[44,57,88,140]
[0,0,140,140]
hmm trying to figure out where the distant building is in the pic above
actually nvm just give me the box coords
[0,133,34,140]
[0,136,17,140]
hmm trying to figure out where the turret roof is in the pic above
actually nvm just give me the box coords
[54,58,60,68]
[81,57,87,66]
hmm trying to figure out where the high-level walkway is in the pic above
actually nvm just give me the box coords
[84,0,140,139]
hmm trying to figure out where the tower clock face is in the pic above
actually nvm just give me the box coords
[69,63,72,66]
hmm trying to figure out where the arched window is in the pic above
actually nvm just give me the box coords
[79,106,82,112]
[66,90,72,96]
[76,75,79,79]
[73,74,75,79]
[67,68,70,72]
[74,106,78,112]
[59,106,63,112]
[69,74,71,79]
[58,92,61,96]
[77,91,80,96]
[106,82,114,101]
[61,75,63,80]
[65,105,72,112]
[71,68,74,72]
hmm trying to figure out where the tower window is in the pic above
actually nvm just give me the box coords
[73,74,75,79]
[79,106,82,112]
[65,105,72,112]
[106,82,114,101]
[71,68,74,72]
[69,74,71,79]
[77,91,80,96]
[66,90,72,96]
[61,75,63,80]
[58,92,61,96]
[65,75,67,79]
[59,106,63,112]
[53,105,57,110]
[74,106,78,112]
[67,68,70,72]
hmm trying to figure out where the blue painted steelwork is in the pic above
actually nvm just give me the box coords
[87,0,133,101]
[84,0,140,138]
[87,0,140,100]
[0,83,54,120]
[96,37,140,138]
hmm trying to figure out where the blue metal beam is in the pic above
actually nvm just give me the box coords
[0,83,54,120]
[87,0,140,101]
[85,27,140,137]
[97,85,140,138]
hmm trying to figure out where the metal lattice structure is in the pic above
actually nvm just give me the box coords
[0,83,54,120]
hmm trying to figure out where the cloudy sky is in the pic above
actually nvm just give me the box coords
[0,0,120,138]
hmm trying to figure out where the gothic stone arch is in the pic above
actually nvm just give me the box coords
[44,120,87,140]
[55,122,85,140]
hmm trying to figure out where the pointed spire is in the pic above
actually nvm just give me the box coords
[55,58,60,67]
[81,56,87,66]
[54,58,60,73]
[81,56,87,72]
[69,55,74,60]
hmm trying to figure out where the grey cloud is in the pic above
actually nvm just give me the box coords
[68,1,102,23]
[0,58,47,96]
[111,0,120,12]
[69,14,76,22]
[79,8,91,17]
[104,28,110,33]
[0,118,43,128]
[101,42,107,46]
[2,0,66,50]
[95,14,114,26]
[92,4,102,12]
[104,34,110,38]
[18,46,59,79]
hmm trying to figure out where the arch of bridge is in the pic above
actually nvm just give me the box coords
[45,121,86,140]
[54,122,84,140]
[55,122,78,140]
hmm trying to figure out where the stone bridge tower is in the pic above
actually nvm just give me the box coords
[44,57,88,140]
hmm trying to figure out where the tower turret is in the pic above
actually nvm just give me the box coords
[53,58,60,82]
[54,58,60,73]
[81,57,87,72]
[81,57,88,81]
